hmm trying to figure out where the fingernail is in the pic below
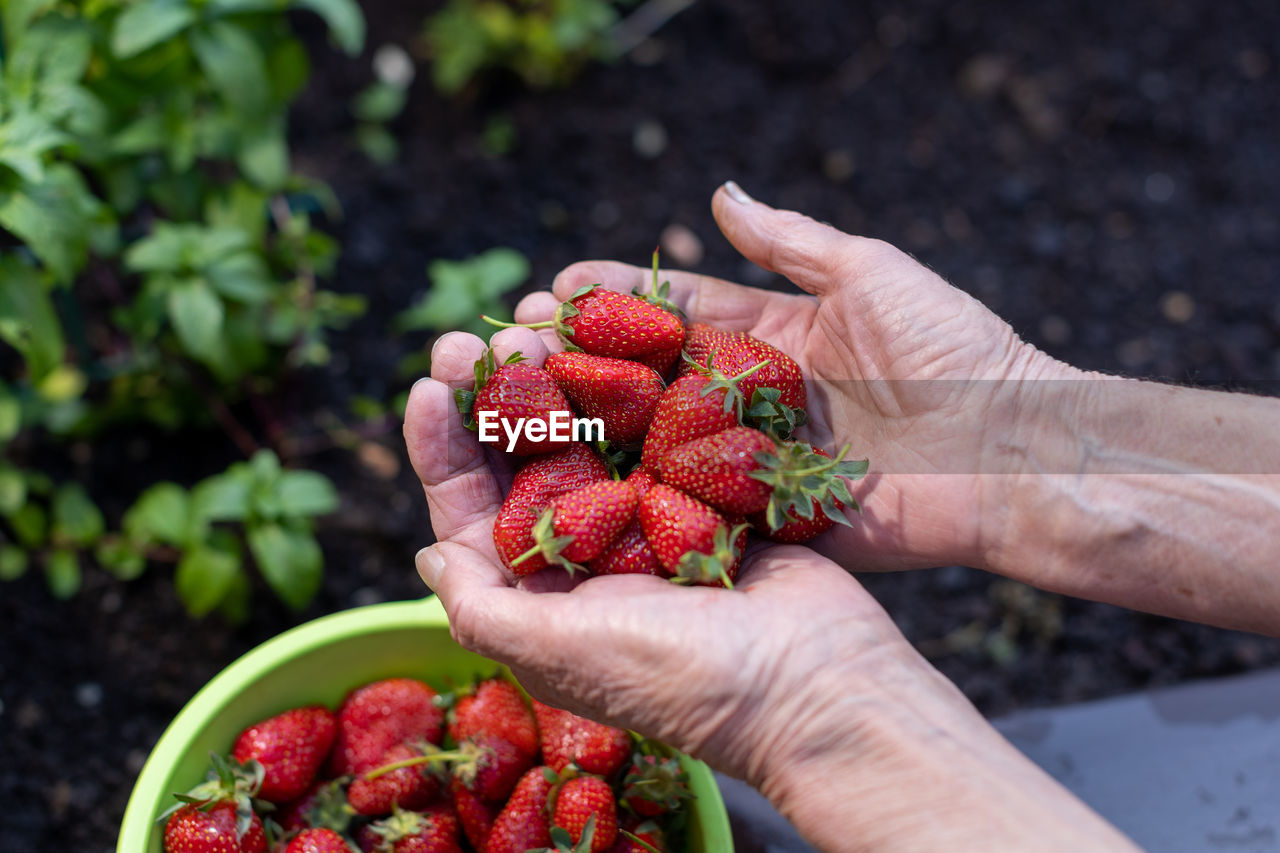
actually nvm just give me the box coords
[416,546,445,588]
[411,377,429,393]
[723,180,753,205]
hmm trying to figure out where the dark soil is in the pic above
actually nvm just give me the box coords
[3,0,1279,849]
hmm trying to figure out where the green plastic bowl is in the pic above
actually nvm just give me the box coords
[119,597,732,852]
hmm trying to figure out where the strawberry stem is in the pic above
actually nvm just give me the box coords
[730,359,771,383]
[786,443,852,476]
[481,315,554,330]
[362,751,458,781]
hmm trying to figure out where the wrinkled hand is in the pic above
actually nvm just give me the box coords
[405,186,1135,852]
[517,184,1066,572]
[405,320,914,786]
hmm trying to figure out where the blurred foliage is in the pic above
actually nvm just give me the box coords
[424,0,634,93]
[0,0,364,617]
[396,247,531,338]
[352,44,415,164]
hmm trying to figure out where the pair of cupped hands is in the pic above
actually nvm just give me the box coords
[405,183,1088,820]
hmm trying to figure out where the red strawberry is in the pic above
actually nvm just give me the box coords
[610,815,668,853]
[587,470,662,576]
[638,485,748,587]
[532,701,631,777]
[485,767,556,853]
[493,443,611,575]
[447,677,540,758]
[658,426,775,515]
[514,480,639,574]
[347,741,443,816]
[456,350,574,456]
[284,827,352,853]
[680,323,807,436]
[554,286,684,374]
[450,735,535,802]
[544,352,665,445]
[277,779,351,834]
[231,705,336,803]
[485,282,684,375]
[163,801,267,853]
[621,754,691,817]
[640,355,772,475]
[624,467,658,496]
[451,777,500,851]
[587,520,662,576]
[362,804,460,853]
[330,678,445,776]
[552,775,618,853]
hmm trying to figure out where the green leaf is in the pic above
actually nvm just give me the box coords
[0,258,66,381]
[0,467,26,514]
[1,0,54,54]
[7,501,46,547]
[111,0,198,58]
[273,470,338,517]
[0,545,28,581]
[191,470,253,522]
[0,164,104,282]
[205,252,274,304]
[292,0,365,55]
[167,278,225,360]
[0,110,71,183]
[353,123,397,165]
[247,521,322,610]
[51,483,104,546]
[124,482,191,545]
[396,248,529,334]
[237,118,288,189]
[45,548,80,599]
[175,546,241,617]
[0,387,20,443]
[95,538,148,581]
[352,81,408,124]
[190,20,270,115]
[216,567,252,623]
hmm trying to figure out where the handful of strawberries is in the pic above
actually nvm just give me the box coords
[462,260,869,587]
[161,675,689,853]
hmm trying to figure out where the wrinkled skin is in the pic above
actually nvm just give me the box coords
[404,186,1131,852]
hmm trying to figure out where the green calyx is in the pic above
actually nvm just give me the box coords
[297,778,352,835]
[509,505,587,576]
[744,386,809,440]
[629,249,685,318]
[536,814,598,853]
[367,804,439,848]
[623,755,693,811]
[454,348,527,429]
[670,522,748,589]
[748,442,869,532]
[157,752,264,841]
[686,352,772,423]
[620,828,665,853]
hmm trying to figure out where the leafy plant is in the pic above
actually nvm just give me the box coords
[0,0,365,615]
[97,450,337,620]
[396,247,531,338]
[423,0,633,93]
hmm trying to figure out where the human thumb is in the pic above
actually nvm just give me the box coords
[711,181,891,297]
